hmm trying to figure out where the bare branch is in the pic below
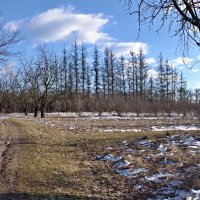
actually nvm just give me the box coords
[122,0,200,54]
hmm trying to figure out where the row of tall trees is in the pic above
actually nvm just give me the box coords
[0,42,199,118]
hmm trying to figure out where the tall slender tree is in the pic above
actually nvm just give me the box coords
[157,53,165,100]
[86,64,91,98]
[138,47,148,96]
[119,55,126,100]
[63,47,68,94]
[110,50,116,97]
[104,47,110,97]
[93,45,100,98]
[81,43,87,98]
[129,51,137,95]
[178,71,187,101]
[71,39,79,95]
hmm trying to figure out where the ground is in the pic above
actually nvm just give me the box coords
[0,113,199,200]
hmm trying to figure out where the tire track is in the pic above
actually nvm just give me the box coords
[0,120,11,175]
[0,119,19,198]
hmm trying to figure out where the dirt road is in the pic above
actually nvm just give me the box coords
[0,119,25,200]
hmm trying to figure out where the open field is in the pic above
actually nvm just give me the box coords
[0,113,199,199]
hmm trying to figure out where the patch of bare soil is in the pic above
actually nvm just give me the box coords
[0,120,29,200]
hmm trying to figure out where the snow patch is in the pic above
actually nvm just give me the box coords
[116,168,147,178]
[145,173,173,183]
[100,154,122,162]
[99,128,141,132]
[121,140,128,146]
[157,144,167,153]
[113,160,132,169]
[151,125,199,131]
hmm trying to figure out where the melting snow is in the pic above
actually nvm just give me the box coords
[121,140,128,146]
[68,126,76,130]
[168,135,200,149]
[149,188,200,200]
[115,169,133,178]
[161,157,179,165]
[99,128,141,132]
[126,148,134,152]
[157,144,167,153]
[113,160,132,169]
[151,125,199,131]
[100,154,122,162]
[116,168,147,178]
[145,173,173,183]
[136,139,152,148]
[97,133,200,199]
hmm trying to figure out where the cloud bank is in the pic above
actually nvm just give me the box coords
[5,6,111,44]
[105,42,149,56]
[169,57,193,68]
[4,5,149,56]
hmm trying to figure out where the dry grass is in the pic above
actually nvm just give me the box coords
[0,115,199,199]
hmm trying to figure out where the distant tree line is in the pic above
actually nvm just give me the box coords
[0,41,200,118]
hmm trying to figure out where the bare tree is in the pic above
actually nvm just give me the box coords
[110,50,116,97]
[178,70,188,116]
[22,46,61,118]
[21,59,40,117]
[0,27,22,65]
[93,45,100,98]
[147,75,154,102]
[62,47,68,94]
[157,54,166,100]
[81,43,87,98]
[16,68,30,115]
[138,47,148,96]
[194,88,200,104]
[0,39,197,116]
[119,55,127,100]
[0,69,18,113]
[71,39,79,95]
[171,67,178,102]
[129,51,137,96]
[122,0,200,52]
[104,47,111,97]
[86,64,91,98]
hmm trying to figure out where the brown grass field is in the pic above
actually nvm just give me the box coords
[0,114,199,199]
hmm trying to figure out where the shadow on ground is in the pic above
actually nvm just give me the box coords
[0,193,102,200]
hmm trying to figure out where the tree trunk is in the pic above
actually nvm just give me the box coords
[41,106,45,118]
[24,108,28,115]
[34,106,38,117]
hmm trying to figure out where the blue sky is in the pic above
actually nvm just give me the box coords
[1,0,200,89]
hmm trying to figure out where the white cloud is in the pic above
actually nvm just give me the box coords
[146,57,156,65]
[194,82,200,88]
[169,57,193,68]
[148,69,158,79]
[103,42,149,56]
[4,6,112,44]
[4,19,24,32]
[4,5,152,60]
[190,68,199,73]
[187,80,200,89]
[0,62,16,75]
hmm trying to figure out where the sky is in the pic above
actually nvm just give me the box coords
[0,0,200,89]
